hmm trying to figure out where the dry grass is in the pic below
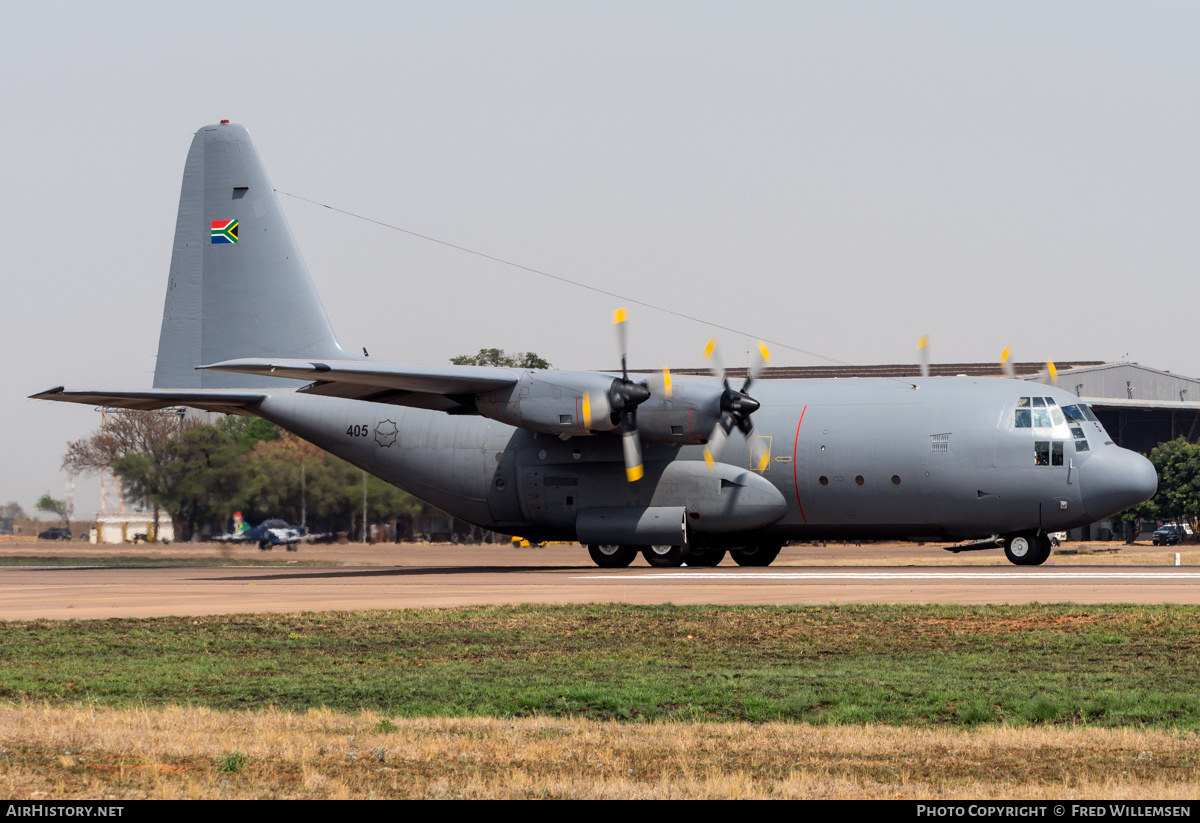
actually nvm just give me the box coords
[1,702,1197,799]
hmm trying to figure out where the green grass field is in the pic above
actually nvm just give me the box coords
[4,603,1200,729]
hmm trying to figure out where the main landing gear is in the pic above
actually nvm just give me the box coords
[1003,531,1052,566]
[586,542,783,568]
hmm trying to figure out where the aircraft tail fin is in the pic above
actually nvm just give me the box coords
[153,122,355,390]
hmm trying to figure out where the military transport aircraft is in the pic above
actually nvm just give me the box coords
[32,122,1158,568]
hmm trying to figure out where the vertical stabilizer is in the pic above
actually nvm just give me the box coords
[153,122,354,389]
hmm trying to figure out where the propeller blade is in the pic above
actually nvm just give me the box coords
[621,429,643,482]
[613,308,629,380]
[918,335,930,379]
[703,417,731,472]
[646,367,673,398]
[581,390,611,429]
[704,337,726,384]
[1040,361,1058,386]
[743,340,771,391]
[1000,346,1015,378]
[746,424,770,472]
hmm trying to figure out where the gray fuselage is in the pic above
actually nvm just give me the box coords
[251,374,1155,545]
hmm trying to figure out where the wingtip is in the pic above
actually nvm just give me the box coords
[29,386,65,400]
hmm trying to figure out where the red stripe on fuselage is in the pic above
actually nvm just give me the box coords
[793,405,808,523]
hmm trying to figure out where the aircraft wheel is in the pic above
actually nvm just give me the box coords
[642,544,686,567]
[686,547,726,567]
[258,541,270,551]
[1031,533,1053,566]
[587,543,637,568]
[730,542,781,567]
[1003,532,1042,565]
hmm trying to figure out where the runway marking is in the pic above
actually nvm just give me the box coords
[578,571,1200,581]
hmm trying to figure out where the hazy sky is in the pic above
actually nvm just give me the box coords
[4,1,1198,516]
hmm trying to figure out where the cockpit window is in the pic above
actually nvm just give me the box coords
[1033,409,1051,428]
[1061,405,1085,422]
[1017,397,1030,407]
[1080,405,1099,423]
[1050,407,1065,426]
[1031,397,1046,407]
[1015,408,1031,428]
[1043,397,1057,406]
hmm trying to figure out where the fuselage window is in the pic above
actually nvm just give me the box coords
[1074,438,1090,452]
[1052,441,1064,466]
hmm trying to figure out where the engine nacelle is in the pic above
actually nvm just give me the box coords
[475,372,621,436]
[630,381,722,445]
[474,372,725,444]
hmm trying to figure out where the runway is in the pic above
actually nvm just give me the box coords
[1,541,1197,620]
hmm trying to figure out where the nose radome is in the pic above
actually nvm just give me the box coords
[1081,447,1158,521]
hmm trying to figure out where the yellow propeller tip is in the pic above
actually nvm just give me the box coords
[703,338,717,359]
[613,308,627,324]
[757,341,771,363]
[703,449,715,471]
[918,335,929,349]
[626,464,644,482]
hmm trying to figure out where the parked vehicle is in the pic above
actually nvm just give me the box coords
[215,518,307,551]
[37,527,73,541]
[1153,524,1191,546]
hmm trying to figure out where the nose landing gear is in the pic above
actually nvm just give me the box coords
[1004,531,1052,566]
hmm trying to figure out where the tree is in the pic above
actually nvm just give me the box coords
[450,348,551,369]
[0,502,27,520]
[1122,437,1200,541]
[62,409,193,540]
[35,493,72,528]
[124,423,249,540]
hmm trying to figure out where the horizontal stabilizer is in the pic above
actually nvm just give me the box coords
[30,387,268,415]
[198,358,519,410]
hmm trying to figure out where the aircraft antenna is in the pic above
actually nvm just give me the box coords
[275,190,918,386]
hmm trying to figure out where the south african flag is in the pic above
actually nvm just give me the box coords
[211,219,239,244]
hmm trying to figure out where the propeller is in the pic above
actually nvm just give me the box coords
[1040,360,1058,386]
[918,335,930,378]
[998,346,1055,384]
[1000,345,1015,378]
[702,337,771,472]
[582,308,672,482]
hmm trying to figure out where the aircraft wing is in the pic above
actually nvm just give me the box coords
[29,387,268,415]
[198,358,520,412]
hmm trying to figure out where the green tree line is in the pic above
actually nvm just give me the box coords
[65,414,425,541]
[1124,437,1200,536]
